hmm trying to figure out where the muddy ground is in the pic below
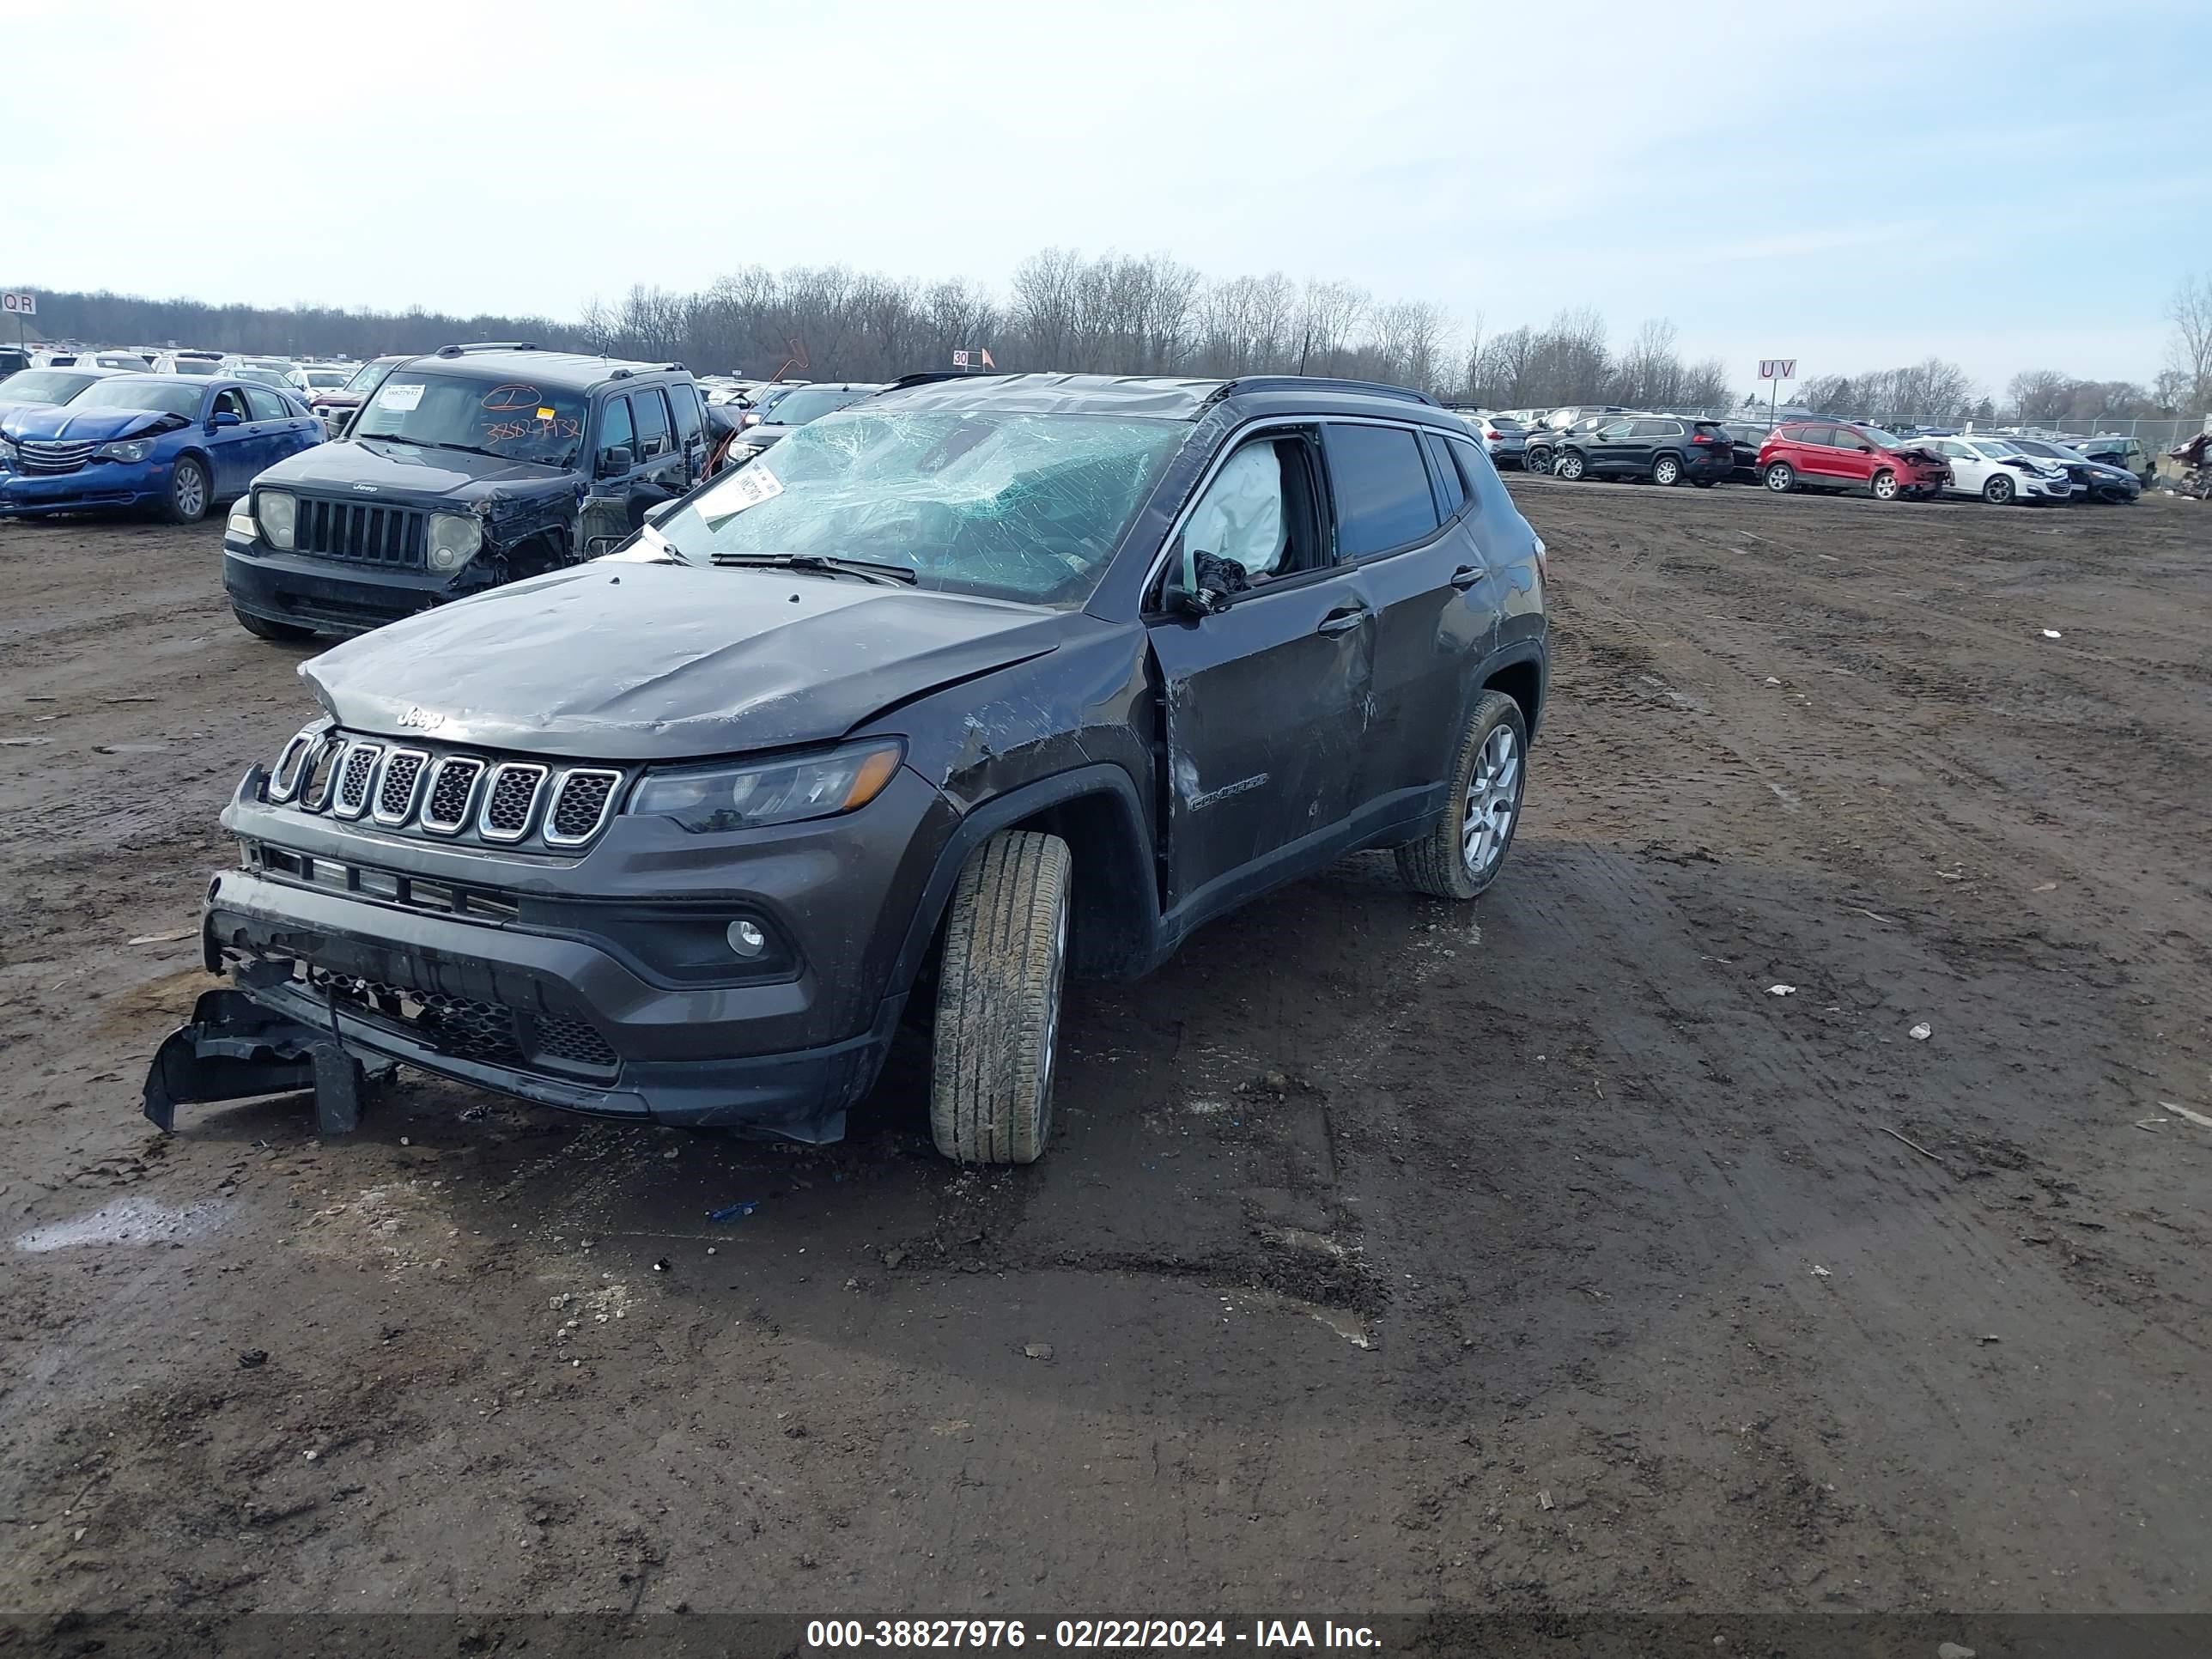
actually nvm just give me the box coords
[2,480,2208,1650]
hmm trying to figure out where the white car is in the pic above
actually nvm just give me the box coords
[287,364,356,396]
[1921,434,2073,505]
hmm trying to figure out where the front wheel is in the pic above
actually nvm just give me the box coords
[930,830,1072,1165]
[1397,691,1529,902]
[1553,451,1587,482]
[1764,462,1796,492]
[1524,448,1553,477]
[162,457,210,525]
[1652,454,1681,486]
[1872,468,1899,501]
[232,605,313,642]
[1983,473,2015,506]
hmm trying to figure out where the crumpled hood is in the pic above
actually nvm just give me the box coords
[253,436,572,503]
[301,559,1065,760]
[2,404,179,442]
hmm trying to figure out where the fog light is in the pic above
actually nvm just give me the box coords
[726,919,766,958]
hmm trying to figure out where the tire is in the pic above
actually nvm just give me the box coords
[162,457,210,525]
[930,830,1072,1165]
[233,605,313,642]
[1652,454,1681,486]
[1525,447,1553,477]
[1983,473,2015,506]
[1553,451,1586,482]
[1764,462,1795,492]
[1395,691,1530,902]
[1871,469,1899,501]
[1691,477,1715,489]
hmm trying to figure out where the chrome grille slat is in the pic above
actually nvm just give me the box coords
[543,769,622,848]
[477,763,548,842]
[331,741,383,819]
[267,726,321,804]
[371,748,429,825]
[298,733,347,811]
[18,439,97,475]
[419,756,484,835]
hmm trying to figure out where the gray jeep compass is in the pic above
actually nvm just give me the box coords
[148,371,1550,1164]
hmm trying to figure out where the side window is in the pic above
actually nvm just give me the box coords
[1630,419,1678,438]
[1593,419,1633,441]
[212,387,250,422]
[670,383,703,447]
[598,395,635,469]
[1322,423,1440,560]
[1797,424,1835,447]
[633,388,672,459]
[1422,430,1468,518]
[1183,442,1289,581]
[243,386,289,422]
[1445,435,1489,499]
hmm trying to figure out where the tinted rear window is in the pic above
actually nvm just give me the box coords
[1423,431,1467,517]
[1323,423,1440,558]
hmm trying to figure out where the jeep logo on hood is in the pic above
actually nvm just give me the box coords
[352,483,379,493]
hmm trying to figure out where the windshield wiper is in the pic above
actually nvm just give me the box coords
[708,552,918,586]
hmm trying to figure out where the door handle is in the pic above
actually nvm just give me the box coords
[1449,565,1484,590]
[1316,605,1370,635]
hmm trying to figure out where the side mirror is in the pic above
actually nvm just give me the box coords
[598,445,635,478]
[210,410,241,428]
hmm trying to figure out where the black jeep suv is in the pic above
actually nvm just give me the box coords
[150,373,1549,1165]
[1549,415,1735,486]
[223,343,709,641]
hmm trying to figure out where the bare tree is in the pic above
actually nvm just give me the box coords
[2168,272,2212,415]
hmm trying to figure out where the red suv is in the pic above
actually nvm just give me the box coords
[1757,422,1952,501]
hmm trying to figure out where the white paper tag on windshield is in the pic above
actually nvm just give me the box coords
[380,382,425,412]
[701,463,785,526]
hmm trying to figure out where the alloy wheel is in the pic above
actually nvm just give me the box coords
[1462,725,1522,876]
[175,466,205,520]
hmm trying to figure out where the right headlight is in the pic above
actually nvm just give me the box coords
[257,489,296,550]
[427,512,482,572]
[0,435,17,470]
[627,740,904,834]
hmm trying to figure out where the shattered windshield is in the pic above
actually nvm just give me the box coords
[657,409,1188,607]
[760,386,876,425]
[355,372,588,467]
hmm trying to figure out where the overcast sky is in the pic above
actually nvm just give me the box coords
[7,0,2209,398]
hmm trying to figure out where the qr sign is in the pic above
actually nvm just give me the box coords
[2,292,35,316]
[1759,359,1796,380]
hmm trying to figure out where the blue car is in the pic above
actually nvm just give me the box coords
[0,374,325,523]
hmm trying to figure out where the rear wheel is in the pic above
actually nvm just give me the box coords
[162,457,209,525]
[1764,461,1796,492]
[1871,468,1899,501]
[1983,473,2015,506]
[232,605,313,642]
[1553,451,1587,482]
[1397,691,1530,901]
[1691,477,1715,489]
[1652,454,1681,486]
[930,830,1072,1165]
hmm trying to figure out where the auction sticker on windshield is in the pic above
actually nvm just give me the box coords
[380,382,425,413]
[701,465,785,527]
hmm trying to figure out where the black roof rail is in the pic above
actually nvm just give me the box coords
[434,340,541,357]
[1213,374,1441,408]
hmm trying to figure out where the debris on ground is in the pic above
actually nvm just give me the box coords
[1024,1342,1054,1361]
[1939,1644,1978,1659]
[1767,984,1796,997]
[1810,1266,1832,1278]
[127,928,196,945]
[237,1348,268,1369]
[1538,1489,1555,1510]
[2160,1101,2212,1130]
[652,1258,671,1273]
[882,1247,908,1269]
[1909,1023,1932,1041]
[708,1200,762,1223]
[2041,629,2063,640]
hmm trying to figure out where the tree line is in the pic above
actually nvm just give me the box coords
[15,256,2210,422]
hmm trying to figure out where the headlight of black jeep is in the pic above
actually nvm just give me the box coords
[427,512,482,572]
[257,489,297,550]
[628,740,903,834]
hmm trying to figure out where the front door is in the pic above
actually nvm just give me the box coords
[1585,417,1638,475]
[1146,429,1371,920]
[200,385,261,497]
[1828,428,1877,491]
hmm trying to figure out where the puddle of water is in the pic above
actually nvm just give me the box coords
[14,1196,230,1253]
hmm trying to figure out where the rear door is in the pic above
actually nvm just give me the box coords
[668,380,708,485]
[1358,428,1500,828]
[1791,424,1839,484]
[1147,427,1372,921]
[629,386,686,495]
